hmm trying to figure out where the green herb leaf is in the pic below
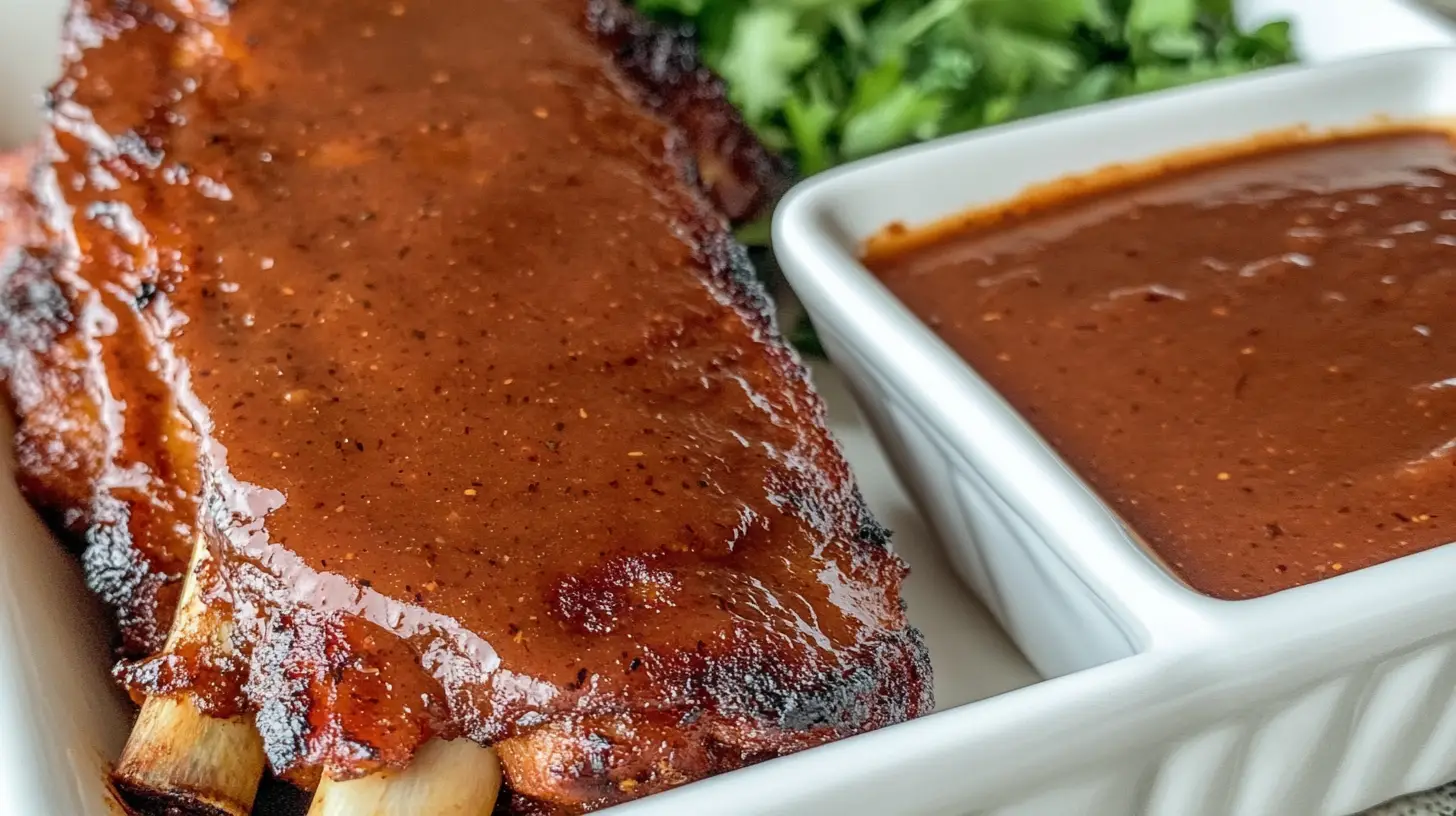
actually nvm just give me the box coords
[716,8,820,125]
[976,25,1082,88]
[845,56,909,119]
[841,84,948,159]
[979,0,1114,36]
[789,313,827,357]
[784,89,839,175]
[1197,0,1235,20]
[734,215,775,247]
[1125,59,1246,93]
[1126,0,1197,35]
[1247,20,1294,57]
[917,47,978,93]
[1013,64,1120,116]
[1146,27,1204,60]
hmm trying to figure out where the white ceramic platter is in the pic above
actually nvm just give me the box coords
[0,1,1453,815]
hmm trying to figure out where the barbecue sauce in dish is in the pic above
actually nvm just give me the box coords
[0,0,930,810]
[868,131,1456,600]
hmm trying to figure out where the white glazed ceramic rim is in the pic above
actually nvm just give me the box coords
[774,47,1456,669]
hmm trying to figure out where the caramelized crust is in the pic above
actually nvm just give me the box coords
[0,1,931,811]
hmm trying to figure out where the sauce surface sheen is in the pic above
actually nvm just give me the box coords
[869,132,1456,598]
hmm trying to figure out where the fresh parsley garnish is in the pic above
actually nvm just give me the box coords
[639,0,1294,176]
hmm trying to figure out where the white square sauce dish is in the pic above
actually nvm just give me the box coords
[775,46,1456,816]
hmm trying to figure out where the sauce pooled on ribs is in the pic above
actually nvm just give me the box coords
[869,131,1456,600]
[0,0,931,811]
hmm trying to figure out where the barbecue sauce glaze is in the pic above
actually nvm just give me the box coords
[869,132,1456,600]
[0,0,930,808]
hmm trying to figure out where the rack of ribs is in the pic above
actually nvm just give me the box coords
[0,0,933,813]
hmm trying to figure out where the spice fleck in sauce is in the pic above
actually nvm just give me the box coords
[868,132,1456,599]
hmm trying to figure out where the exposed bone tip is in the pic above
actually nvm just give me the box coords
[307,739,502,816]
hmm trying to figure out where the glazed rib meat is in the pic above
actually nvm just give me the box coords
[0,0,932,812]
